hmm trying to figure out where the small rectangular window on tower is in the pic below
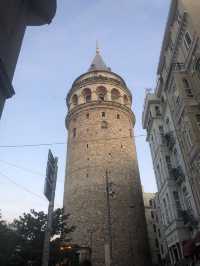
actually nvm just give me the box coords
[102,112,105,118]
[117,114,120,119]
[73,128,76,138]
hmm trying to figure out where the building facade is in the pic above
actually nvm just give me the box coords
[143,192,162,266]
[0,0,57,119]
[63,48,151,266]
[142,0,200,264]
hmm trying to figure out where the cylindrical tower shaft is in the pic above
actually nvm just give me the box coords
[63,50,151,266]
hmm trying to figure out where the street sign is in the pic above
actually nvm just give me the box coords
[44,149,56,201]
[42,150,58,266]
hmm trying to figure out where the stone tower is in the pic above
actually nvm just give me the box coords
[63,47,150,266]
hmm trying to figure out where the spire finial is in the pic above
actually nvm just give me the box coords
[96,40,100,54]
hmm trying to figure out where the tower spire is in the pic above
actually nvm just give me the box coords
[88,42,111,72]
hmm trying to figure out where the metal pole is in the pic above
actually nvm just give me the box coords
[42,157,58,266]
[105,169,112,266]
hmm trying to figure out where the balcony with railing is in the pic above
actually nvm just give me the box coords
[170,166,185,185]
[179,210,198,230]
[172,63,185,72]
[164,131,176,151]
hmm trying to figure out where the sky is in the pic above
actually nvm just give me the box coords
[0,0,171,221]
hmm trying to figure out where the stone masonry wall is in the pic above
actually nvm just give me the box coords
[63,74,151,266]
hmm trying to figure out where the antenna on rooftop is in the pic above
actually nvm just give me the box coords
[96,40,100,54]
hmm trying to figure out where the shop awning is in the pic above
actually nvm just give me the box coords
[182,240,195,257]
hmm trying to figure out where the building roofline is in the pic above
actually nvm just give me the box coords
[157,0,178,75]
[142,93,160,129]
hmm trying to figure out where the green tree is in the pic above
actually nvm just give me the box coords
[0,208,74,266]
[0,211,18,266]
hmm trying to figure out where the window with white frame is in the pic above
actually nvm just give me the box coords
[182,186,192,211]
[166,193,173,221]
[173,191,182,217]
[168,37,174,53]
[165,156,172,171]
[182,78,193,97]
[173,148,178,165]
[195,58,200,77]
[155,106,161,116]
[176,10,182,25]
[156,164,162,189]
[163,198,170,225]
[184,31,192,50]
[159,125,164,144]
[196,114,200,128]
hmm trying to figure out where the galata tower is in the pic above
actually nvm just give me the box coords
[63,47,150,266]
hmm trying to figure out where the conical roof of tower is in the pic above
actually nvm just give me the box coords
[88,45,111,72]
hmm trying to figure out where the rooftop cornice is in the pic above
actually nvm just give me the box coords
[157,0,178,75]
[142,93,161,130]
[67,70,132,106]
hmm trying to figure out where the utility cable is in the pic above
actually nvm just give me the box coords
[0,170,63,209]
[0,159,64,184]
[0,170,46,201]
[0,159,43,176]
[0,142,65,149]
[0,135,146,149]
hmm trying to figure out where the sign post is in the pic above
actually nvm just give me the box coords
[42,150,58,266]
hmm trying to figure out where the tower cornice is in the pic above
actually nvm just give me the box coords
[67,70,132,108]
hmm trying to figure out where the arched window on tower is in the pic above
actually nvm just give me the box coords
[96,86,107,101]
[111,88,120,102]
[82,88,92,103]
[72,94,78,106]
[123,95,129,105]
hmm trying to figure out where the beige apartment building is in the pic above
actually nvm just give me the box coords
[143,192,163,266]
[143,0,200,264]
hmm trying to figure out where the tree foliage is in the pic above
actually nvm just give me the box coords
[0,211,18,266]
[0,208,75,266]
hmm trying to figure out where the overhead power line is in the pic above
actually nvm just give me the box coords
[0,159,43,176]
[0,159,65,184]
[0,170,46,201]
[0,142,66,149]
[0,135,146,149]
